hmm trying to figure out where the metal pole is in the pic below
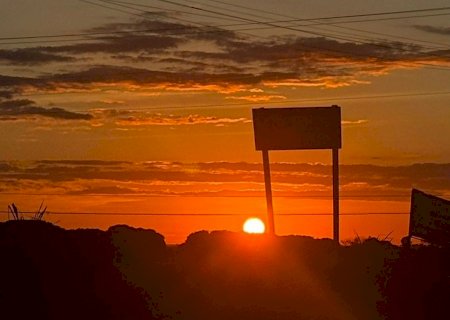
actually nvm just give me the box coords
[332,148,339,243]
[262,149,275,235]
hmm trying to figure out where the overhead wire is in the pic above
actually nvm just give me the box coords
[104,0,449,51]
[1,0,449,110]
[0,192,412,198]
[197,0,449,49]
[2,0,447,86]
[91,0,264,39]
[0,4,448,45]
[15,91,450,113]
[149,0,450,70]
[80,0,448,76]
[0,211,409,216]
[1,4,449,81]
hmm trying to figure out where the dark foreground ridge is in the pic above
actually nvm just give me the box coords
[1,221,449,320]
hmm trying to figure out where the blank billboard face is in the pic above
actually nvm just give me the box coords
[252,106,341,151]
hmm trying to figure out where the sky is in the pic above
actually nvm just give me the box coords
[0,0,449,243]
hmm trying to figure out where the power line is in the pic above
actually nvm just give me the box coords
[94,0,450,72]
[1,1,449,103]
[0,4,448,44]
[102,0,246,22]
[194,0,449,50]
[95,0,392,53]
[1,4,449,73]
[150,0,450,70]
[100,0,447,53]
[231,13,450,34]
[90,90,450,111]
[82,0,264,40]
[154,0,444,45]
[200,0,450,21]
[17,91,450,113]
[0,192,411,198]
[0,211,409,216]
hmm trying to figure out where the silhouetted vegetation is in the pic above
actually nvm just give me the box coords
[7,202,47,221]
[0,221,448,320]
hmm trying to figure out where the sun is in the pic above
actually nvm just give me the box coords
[243,217,265,234]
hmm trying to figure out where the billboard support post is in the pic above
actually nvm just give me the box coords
[262,149,275,235]
[332,148,339,242]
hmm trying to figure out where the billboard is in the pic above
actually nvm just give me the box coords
[252,106,341,151]
[409,189,450,246]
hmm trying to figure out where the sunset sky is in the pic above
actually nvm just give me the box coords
[0,0,449,243]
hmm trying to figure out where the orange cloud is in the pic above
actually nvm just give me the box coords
[342,119,368,126]
[226,94,287,102]
[1,161,448,200]
[94,111,252,127]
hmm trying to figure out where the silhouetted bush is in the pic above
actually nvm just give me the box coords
[0,221,162,320]
[1,222,449,320]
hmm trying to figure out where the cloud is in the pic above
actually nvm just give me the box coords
[0,19,236,66]
[67,185,141,195]
[0,88,20,99]
[91,108,250,126]
[225,94,286,102]
[342,119,368,126]
[0,161,448,200]
[117,114,249,126]
[0,17,449,96]
[0,48,74,65]
[0,99,93,121]
[21,65,260,89]
[47,34,182,55]
[414,25,450,36]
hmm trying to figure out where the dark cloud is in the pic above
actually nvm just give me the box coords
[88,18,191,35]
[88,18,239,45]
[0,99,92,121]
[1,65,261,91]
[0,35,182,66]
[0,88,20,99]
[47,34,182,55]
[0,19,192,67]
[0,17,448,92]
[0,161,448,198]
[67,185,141,195]
[414,25,450,36]
[0,48,74,65]
[0,74,42,88]
[112,53,156,62]
[176,36,428,65]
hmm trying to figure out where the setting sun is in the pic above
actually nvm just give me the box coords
[243,218,266,234]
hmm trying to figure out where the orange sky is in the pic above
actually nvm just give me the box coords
[0,1,449,243]
[1,161,447,243]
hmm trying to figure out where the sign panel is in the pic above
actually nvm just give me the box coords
[410,189,450,246]
[252,106,341,151]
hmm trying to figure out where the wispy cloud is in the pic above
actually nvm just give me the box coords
[414,25,450,36]
[1,17,449,98]
[1,161,448,200]
[0,48,74,65]
[342,119,368,126]
[90,109,250,126]
[0,99,92,121]
[225,94,286,102]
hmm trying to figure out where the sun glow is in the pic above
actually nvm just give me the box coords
[243,217,265,234]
